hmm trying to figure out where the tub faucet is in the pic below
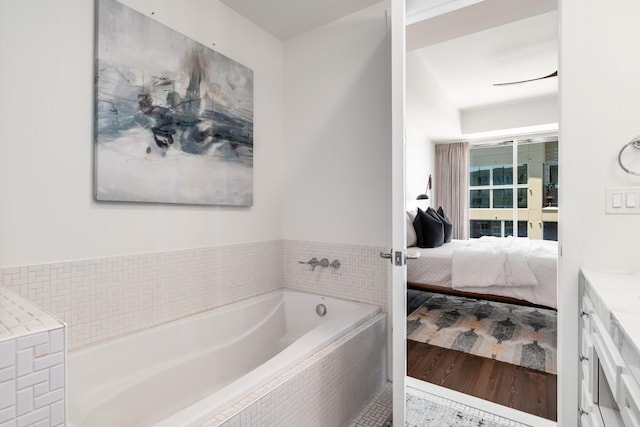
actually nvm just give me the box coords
[298,257,329,271]
[299,257,319,270]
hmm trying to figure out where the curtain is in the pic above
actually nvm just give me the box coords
[434,142,470,240]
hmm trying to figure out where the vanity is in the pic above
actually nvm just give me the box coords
[579,270,640,426]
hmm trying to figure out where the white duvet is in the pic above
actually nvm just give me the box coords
[406,237,558,308]
[451,236,557,289]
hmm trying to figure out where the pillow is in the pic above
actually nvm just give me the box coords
[412,207,444,248]
[406,212,417,247]
[436,206,453,243]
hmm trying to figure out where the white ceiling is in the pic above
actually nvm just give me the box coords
[220,0,558,111]
[219,0,382,40]
[414,11,558,110]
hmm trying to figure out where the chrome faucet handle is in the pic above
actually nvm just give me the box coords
[329,259,341,269]
[299,257,320,270]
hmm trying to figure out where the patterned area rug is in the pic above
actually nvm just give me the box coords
[407,291,557,374]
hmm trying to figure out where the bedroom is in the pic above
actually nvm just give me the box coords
[404,0,560,422]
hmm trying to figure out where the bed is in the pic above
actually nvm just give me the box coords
[406,237,558,309]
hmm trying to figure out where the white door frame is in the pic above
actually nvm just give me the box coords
[389,0,406,424]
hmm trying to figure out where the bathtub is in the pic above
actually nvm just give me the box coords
[67,289,380,427]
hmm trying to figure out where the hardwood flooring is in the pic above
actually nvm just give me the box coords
[407,340,557,421]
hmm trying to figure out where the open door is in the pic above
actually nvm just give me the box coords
[388,0,406,424]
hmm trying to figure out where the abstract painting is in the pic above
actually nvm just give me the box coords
[95,0,254,206]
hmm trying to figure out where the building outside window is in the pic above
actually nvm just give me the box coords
[469,139,558,240]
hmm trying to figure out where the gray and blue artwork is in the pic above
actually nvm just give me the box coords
[95,0,254,206]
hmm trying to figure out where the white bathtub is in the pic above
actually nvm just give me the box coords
[67,289,380,427]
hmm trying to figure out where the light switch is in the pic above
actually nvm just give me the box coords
[626,192,637,208]
[613,193,623,208]
[607,187,640,214]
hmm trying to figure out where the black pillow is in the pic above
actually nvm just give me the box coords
[436,207,453,243]
[412,207,444,248]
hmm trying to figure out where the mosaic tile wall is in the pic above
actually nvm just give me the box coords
[0,239,388,351]
[205,313,388,427]
[283,240,389,312]
[0,288,66,427]
[1,241,282,350]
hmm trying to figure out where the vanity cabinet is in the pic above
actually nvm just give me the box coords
[580,271,640,427]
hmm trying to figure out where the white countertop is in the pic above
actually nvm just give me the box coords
[581,269,640,376]
[582,269,640,348]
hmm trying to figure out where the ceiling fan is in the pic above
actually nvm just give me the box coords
[493,70,558,86]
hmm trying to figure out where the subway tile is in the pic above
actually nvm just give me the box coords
[49,365,64,391]
[33,343,49,358]
[0,381,14,410]
[50,400,64,425]
[33,388,63,410]
[15,370,47,390]
[0,342,14,370]
[15,387,32,417]
[32,381,48,397]
[16,333,48,351]
[15,351,32,377]
[32,352,63,371]
[0,418,16,427]
[15,406,47,427]
[0,367,14,383]
[0,406,15,425]
[48,329,64,354]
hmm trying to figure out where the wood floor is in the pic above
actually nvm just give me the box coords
[407,340,557,421]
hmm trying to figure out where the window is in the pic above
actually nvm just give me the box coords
[543,222,558,241]
[469,139,558,240]
[544,161,558,207]
[470,220,528,238]
[469,163,528,209]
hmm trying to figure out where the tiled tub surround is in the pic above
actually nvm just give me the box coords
[209,313,387,427]
[0,288,66,427]
[1,240,283,350]
[283,240,388,312]
[0,240,388,351]
[67,290,382,427]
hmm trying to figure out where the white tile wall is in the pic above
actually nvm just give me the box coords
[203,313,388,427]
[1,239,388,351]
[0,289,65,427]
[283,240,389,312]
[1,241,282,350]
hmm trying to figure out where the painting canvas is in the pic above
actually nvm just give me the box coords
[95,0,254,206]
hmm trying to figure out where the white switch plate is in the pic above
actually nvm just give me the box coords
[606,187,640,214]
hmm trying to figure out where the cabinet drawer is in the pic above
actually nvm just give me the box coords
[582,323,592,354]
[592,314,625,399]
[620,374,640,427]
[580,295,596,332]
[580,379,603,427]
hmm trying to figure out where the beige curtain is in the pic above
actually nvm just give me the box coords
[434,142,470,240]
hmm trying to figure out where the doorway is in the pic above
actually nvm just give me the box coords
[401,1,559,424]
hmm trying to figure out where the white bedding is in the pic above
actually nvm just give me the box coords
[407,238,558,309]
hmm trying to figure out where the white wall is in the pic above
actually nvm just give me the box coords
[0,0,284,267]
[461,94,558,135]
[559,0,640,425]
[405,52,461,210]
[281,3,391,247]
